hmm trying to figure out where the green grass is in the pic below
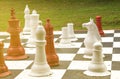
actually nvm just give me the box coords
[0,0,120,31]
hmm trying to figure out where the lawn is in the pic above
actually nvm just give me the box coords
[0,0,120,31]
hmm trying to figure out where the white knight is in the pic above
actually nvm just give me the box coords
[82,18,102,59]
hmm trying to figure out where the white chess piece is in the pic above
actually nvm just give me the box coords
[26,10,39,47]
[60,27,71,44]
[82,18,102,59]
[29,22,52,76]
[84,42,110,76]
[23,5,31,33]
[67,23,77,41]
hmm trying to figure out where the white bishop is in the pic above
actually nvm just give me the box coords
[29,22,52,76]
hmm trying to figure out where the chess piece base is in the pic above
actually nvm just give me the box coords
[5,55,28,60]
[0,71,11,78]
[100,31,105,36]
[29,64,52,77]
[30,71,52,77]
[47,55,59,66]
[84,70,110,76]
[48,62,59,67]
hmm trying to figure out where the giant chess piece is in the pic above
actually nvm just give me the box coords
[96,16,105,36]
[5,8,28,60]
[84,42,110,76]
[60,27,71,44]
[82,18,102,59]
[29,22,52,76]
[0,42,11,77]
[23,5,31,33]
[26,10,39,47]
[45,19,59,66]
[67,23,78,41]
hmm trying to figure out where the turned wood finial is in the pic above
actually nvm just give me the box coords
[11,8,16,19]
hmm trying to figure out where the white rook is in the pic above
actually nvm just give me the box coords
[60,27,71,44]
[29,22,52,76]
[67,23,77,41]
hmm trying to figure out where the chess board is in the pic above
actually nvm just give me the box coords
[0,30,120,79]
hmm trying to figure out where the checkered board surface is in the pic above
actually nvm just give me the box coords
[0,30,120,79]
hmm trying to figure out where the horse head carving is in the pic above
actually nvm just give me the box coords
[82,18,101,41]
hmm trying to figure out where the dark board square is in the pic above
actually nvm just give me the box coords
[56,48,79,53]
[81,43,85,47]
[75,30,87,34]
[115,30,120,33]
[2,70,22,79]
[114,37,120,42]
[102,42,113,47]
[103,54,112,61]
[112,61,120,70]
[62,70,110,79]
[54,35,61,38]
[75,38,84,42]
[105,34,114,37]
[51,61,71,69]
[73,54,91,61]
[113,48,120,54]
[73,54,112,61]
[0,36,9,39]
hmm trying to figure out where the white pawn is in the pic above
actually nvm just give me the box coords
[60,27,71,44]
[27,10,39,47]
[29,22,52,76]
[67,23,77,41]
[23,5,31,33]
[84,42,110,76]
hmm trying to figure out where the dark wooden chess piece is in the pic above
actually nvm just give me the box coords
[0,42,11,77]
[45,19,59,66]
[5,8,28,60]
[96,16,105,36]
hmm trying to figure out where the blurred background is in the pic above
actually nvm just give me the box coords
[0,0,120,31]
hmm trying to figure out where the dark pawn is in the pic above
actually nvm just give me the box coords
[0,42,11,77]
[96,16,105,36]
[44,19,59,66]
